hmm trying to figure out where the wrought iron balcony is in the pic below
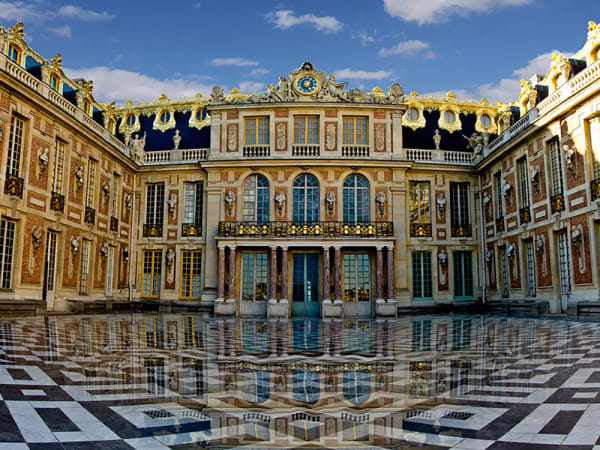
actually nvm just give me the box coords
[50,191,64,213]
[451,223,472,238]
[495,217,505,233]
[182,222,202,237]
[143,223,163,237]
[519,207,531,224]
[410,222,432,237]
[551,193,565,214]
[110,216,119,233]
[218,221,394,238]
[591,177,600,202]
[4,174,23,198]
[84,207,95,225]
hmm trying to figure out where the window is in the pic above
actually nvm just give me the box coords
[292,174,319,222]
[85,159,97,209]
[242,320,268,354]
[159,111,170,124]
[494,172,503,217]
[589,117,600,179]
[406,108,419,121]
[444,110,456,124]
[343,371,370,404]
[145,183,165,226]
[452,318,472,350]
[52,140,65,193]
[343,253,370,302]
[125,114,135,127]
[142,250,162,298]
[409,181,430,225]
[412,252,433,300]
[183,182,203,224]
[183,316,205,348]
[292,370,319,404]
[241,252,268,302]
[343,174,369,222]
[6,116,24,177]
[180,250,202,299]
[48,73,59,91]
[292,413,320,441]
[244,415,270,441]
[0,220,16,289]
[525,239,536,297]
[480,114,491,128]
[244,116,269,145]
[343,117,368,145]
[83,99,92,116]
[111,174,120,218]
[7,44,21,64]
[79,240,90,295]
[549,140,564,196]
[183,358,204,396]
[450,182,470,226]
[242,175,269,222]
[342,416,368,441]
[453,251,473,299]
[105,246,114,297]
[517,158,530,210]
[244,370,270,403]
[294,115,319,144]
[411,319,432,351]
[145,358,165,394]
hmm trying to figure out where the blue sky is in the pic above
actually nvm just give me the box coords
[1,0,598,104]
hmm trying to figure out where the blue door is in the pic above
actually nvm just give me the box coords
[292,253,320,317]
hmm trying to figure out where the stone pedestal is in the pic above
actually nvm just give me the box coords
[215,298,235,316]
[376,299,397,317]
[267,299,288,318]
[322,299,342,318]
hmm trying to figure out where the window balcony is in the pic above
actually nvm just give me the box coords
[550,193,565,214]
[143,223,163,237]
[591,177,600,202]
[242,145,270,158]
[182,222,202,237]
[50,191,65,213]
[342,145,370,158]
[4,174,23,198]
[218,221,393,238]
[519,207,531,224]
[410,222,432,237]
[292,144,320,157]
[84,207,95,225]
[110,216,118,233]
[451,223,472,238]
[495,217,505,233]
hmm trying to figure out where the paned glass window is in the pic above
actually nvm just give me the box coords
[343,174,369,222]
[294,115,319,144]
[242,175,269,222]
[241,252,268,302]
[78,240,90,295]
[517,158,530,207]
[183,316,205,348]
[145,183,165,226]
[244,417,270,441]
[7,116,24,177]
[494,172,503,217]
[343,117,368,145]
[343,371,370,404]
[142,250,162,298]
[452,318,472,350]
[244,116,269,145]
[453,251,473,299]
[450,182,470,226]
[589,117,600,179]
[412,252,432,300]
[48,73,59,91]
[411,319,432,351]
[0,220,16,289]
[343,253,370,302]
[52,140,65,193]
[180,250,202,299]
[293,174,319,222]
[292,370,319,404]
[105,246,114,297]
[409,181,430,224]
[549,140,564,196]
[111,174,120,218]
[525,239,536,297]
[183,182,203,224]
[145,358,165,394]
[7,44,21,64]
[85,159,97,209]
[182,358,204,396]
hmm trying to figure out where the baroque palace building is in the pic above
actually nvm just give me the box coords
[0,21,599,318]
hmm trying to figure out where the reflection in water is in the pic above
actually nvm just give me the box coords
[0,314,592,448]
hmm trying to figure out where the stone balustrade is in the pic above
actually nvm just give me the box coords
[341,145,370,158]
[143,148,208,165]
[401,149,473,166]
[291,144,320,157]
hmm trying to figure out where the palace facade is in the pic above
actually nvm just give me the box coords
[0,21,599,317]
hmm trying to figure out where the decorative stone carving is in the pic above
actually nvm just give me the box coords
[173,129,181,150]
[436,194,447,220]
[274,191,286,217]
[433,129,441,149]
[38,148,49,179]
[437,249,448,285]
[31,225,42,252]
[70,236,80,256]
[227,125,237,151]
[210,85,224,103]
[563,144,576,177]
[485,248,493,263]
[276,123,286,150]
[167,193,177,218]
[130,132,146,162]
[463,132,484,157]
[376,192,386,218]
[571,224,585,274]
[375,124,385,151]
[124,193,132,211]
[530,166,540,194]
[224,190,236,218]
[166,248,175,268]
[74,166,84,191]
[102,181,110,197]
[535,235,545,254]
[506,242,515,259]
[0,118,4,140]
[503,180,512,202]
[506,242,518,281]
[122,247,129,262]
[535,234,547,278]
[482,191,491,217]
[99,241,108,258]
[326,191,336,218]
[326,123,335,150]
[485,249,495,285]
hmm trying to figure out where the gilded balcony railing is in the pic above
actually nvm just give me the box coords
[591,178,600,201]
[410,222,432,237]
[110,216,119,233]
[143,223,163,237]
[551,193,565,214]
[84,207,95,225]
[451,223,472,238]
[182,222,202,237]
[519,207,531,224]
[4,174,23,198]
[218,221,394,238]
[495,217,505,233]
[50,191,64,213]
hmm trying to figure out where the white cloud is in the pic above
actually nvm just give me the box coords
[266,9,342,33]
[0,1,46,23]
[64,67,212,103]
[335,68,392,80]
[250,68,270,77]
[47,24,71,38]
[238,81,264,92]
[57,5,114,21]
[357,31,375,46]
[383,0,533,25]
[379,40,430,57]
[211,57,259,67]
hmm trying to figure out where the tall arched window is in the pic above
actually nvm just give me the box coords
[293,174,319,222]
[343,174,369,222]
[243,174,269,222]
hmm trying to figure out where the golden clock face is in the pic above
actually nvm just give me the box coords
[293,73,320,95]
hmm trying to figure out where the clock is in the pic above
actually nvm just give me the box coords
[293,73,320,96]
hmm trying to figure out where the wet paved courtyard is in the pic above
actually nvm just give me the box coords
[1,314,600,448]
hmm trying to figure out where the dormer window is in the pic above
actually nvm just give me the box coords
[406,108,419,121]
[159,111,171,124]
[194,108,203,121]
[125,114,135,127]
[444,111,455,124]
[480,114,491,129]
[83,99,92,115]
[7,43,22,65]
[48,73,60,92]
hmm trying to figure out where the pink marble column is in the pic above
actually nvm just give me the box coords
[334,247,342,302]
[323,247,330,302]
[281,247,288,302]
[386,246,394,301]
[227,246,236,301]
[217,246,225,300]
[269,246,277,301]
[376,247,384,300]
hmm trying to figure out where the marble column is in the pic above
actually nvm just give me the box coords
[323,247,330,302]
[269,246,277,302]
[376,247,384,301]
[280,247,288,302]
[333,247,342,302]
[227,246,236,302]
[386,246,394,301]
[217,246,225,301]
